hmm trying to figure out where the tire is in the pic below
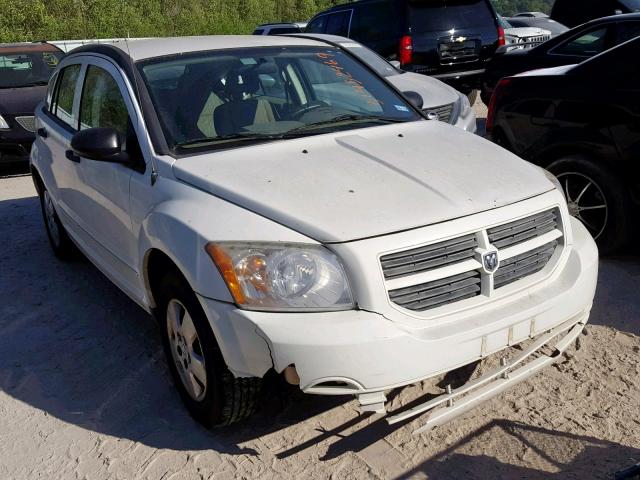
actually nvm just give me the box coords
[466,89,478,106]
[39,188,79,260]
[157,273,261,428]
[547,156,631,254]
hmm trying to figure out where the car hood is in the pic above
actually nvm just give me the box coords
[0,85,47,115]
[386,72,459,109]
[172,122,554,243]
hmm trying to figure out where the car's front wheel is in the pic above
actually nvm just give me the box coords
[157,273,261,427]
[548,156,631,254]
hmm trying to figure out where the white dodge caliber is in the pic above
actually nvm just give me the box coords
[30,36,598,432]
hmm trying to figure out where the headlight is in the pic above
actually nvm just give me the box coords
[457,92,472,117]
[0,114,9,129]
[206,242,355,312]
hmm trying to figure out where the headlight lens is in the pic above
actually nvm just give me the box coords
[0,114,9,129]
[457,92,472,116]
[206,242,355,312]
[543,169,565,199]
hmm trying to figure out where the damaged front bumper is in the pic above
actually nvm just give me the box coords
[196,218,598,430]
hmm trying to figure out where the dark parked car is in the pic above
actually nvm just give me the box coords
[481,13,640,104]
[306,0,504,99]
[0,42,63,164]
[506,16,569,37]
[551,0,640,28]
[486,36,640,252]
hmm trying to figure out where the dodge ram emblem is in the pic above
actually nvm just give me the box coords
[482,250,500,274]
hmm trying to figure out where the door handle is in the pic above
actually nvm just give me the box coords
[37,127,48,138]
[65,150,81,163]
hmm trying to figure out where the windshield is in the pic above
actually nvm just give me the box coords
[0,49,62,88]
[498,16,513,29]
[409,0,496,33]
[339,42,400,77]
[139,46,420,153]
[620,0,640,10]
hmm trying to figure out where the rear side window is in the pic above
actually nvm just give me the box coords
[51,64,81,129]
[307,15,328,33]
[350,3,402,40]
[553,28,608,56]
[253,29,264,35]
[79,65,129,140]
[616,22,640,43]
[326,11,352,36]
[268,27,301,35]
[409,0,495,33]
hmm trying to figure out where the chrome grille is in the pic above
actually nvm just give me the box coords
[383,208,563,313]
[15,116,35,132]
[494,241,558,289]
[389,271,481,312]
[487,209,558,249]
[424,103,455,124]
[381,234,477,280]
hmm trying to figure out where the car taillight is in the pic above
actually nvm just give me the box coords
[399,35,413,66]
[486,77,512,132]
[498,26,506,47]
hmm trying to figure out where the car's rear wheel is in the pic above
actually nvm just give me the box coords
[40,189,79,260]
[157,273,262,427]
[547,156,631,254]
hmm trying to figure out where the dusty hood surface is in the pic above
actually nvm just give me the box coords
[173,121,554,243]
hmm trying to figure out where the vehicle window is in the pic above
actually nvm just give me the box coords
[45,71,58,109]
[553,28,608,56]
[620,0,640,9]
[616,22,640,43]
[79,65,129,140]
[306,15,327,33]
[51,64,81,129]
[341,43,399,77]
[138,46,421,154]
[408,0,495,33]
[268,27,301,35]
[0,49,62,88]
[253,29,265,35]
[326,11,352,36]
[351,3,402,40]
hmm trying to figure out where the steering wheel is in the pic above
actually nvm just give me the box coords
[289,101,327,120]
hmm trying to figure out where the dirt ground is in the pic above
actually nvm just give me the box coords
[1,104,639,479]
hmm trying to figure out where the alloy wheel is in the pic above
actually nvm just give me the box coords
[166,299,208,401]
[557,172,608,240]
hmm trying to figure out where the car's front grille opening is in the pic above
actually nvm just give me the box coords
[424,103,455,124]
[487,209,559,249]
[381,233,477,280]
[14,116,36,133]
[382,208,563,313]
[494,241,558,289]
[389,270,481,312]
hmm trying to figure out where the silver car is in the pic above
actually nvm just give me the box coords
[293,34,477,133]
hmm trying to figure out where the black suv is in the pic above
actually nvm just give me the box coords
[306,0,504,97]
[551,0,640,28]
[0,42,64,164]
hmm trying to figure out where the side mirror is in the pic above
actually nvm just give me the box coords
[70,127,129,163]
[403,90,424,110]
[389,60,401,69]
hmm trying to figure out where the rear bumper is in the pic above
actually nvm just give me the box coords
[198,217,598,397]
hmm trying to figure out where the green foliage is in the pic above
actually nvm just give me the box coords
[0,0,348,43]
[490,0,555,17]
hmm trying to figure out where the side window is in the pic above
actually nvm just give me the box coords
[616,22,640,43]
[51,64,81,129]
[45,71,58,109]
[306,15,328,33]
[79,65,129,141]
[326,11,352,36]
[350,3,400,41]
[553,28,609,56]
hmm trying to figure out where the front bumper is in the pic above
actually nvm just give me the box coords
[198,217,598,400]
[454,107,477,134]
[0,131,34,164]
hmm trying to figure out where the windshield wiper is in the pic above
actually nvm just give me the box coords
[286,114,409,134]
[174,132,300,150]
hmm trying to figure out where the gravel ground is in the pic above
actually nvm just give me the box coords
[1,103,639,479]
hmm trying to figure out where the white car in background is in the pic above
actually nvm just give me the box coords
[295,33,477,133]
[31,36,597,432]
[499,16,552,50]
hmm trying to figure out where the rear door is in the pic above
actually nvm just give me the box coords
[407,0,498,75]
